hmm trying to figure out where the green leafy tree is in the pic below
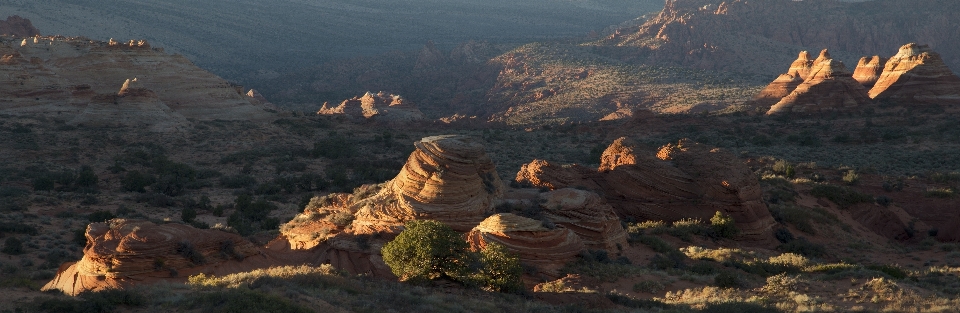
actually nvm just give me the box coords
[381,220,470,282]
[471,243,523,293]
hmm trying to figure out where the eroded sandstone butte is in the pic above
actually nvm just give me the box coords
[538,188,628,252]
[853,56,887,88]
[318,91,425,122]
[747,51,814,110]
[518,137,776,243]
[43,219,265,296]
[868,43,960,108]
[467,213,583,274]
[766,50,874,115]
[0,16,39,37]
[0,35,273,131]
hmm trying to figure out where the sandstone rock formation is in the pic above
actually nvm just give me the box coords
[517,137,776,243]
[0,16,40,37]
[868,43,960,107]
[766,50,874,115]
[748,51,814,109]
[0,35,274,131]
[281,194,355,250]
[317,92,425,122]
[598,0,960,76]
[537,188,628,251]
[43,219,262,296]
[467,213,583,274]
[853,56,887,88]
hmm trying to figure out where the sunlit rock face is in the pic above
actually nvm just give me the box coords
[767,50,874,115]
[466,213,584,274]
[42,219,260,296]
[853,56,887,88]
[318,92,425,122]
[537,188,628,252]
[518,137,777,244]
[868,43,960,108]
[0,35,274,131]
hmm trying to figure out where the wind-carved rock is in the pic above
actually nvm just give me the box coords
[537,188,628,252]
[317,92,425,122]
[466,213,584,274]
[853,56,887,88]
[517,137,777,244]
[42,219,260,296]
[868,43,960,108]
[747,51,814,110]
[766,49,874,115]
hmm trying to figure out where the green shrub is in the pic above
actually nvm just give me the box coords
[29,288,147,313]
[633,281,666,293]
[925,188,955,198]
[0,222,38,236]
[810,184,873,209]
[865,264,908,279]
[471,243,523,293]
[2,237,24,255]
[220,174,257,189]
[182,206,197,223]
[76,166,99,189]
[842,170,860,185]
[33,176,55,191]
[87,210,116,223]
[714,271,742,288]
[121,171,155,193]
[710,211,738,238]
[381,220,471,282]
[778,238,826,257]
[637,235,673,253]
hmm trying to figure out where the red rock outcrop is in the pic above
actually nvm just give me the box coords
[280,194,355,250]
[868,43,960,108]
[317,92,425,122]
[517,137,776,243]
[537,188,628,252]
[42,219,263,296]
[0,16,40,37]
[0,35,274,130]
[853,56,887,88]
[467,213,584,274]
[748,51,814,110]
[766,50,874,115]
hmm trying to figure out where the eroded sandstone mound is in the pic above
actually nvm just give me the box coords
[766,50,874,115]
[0,35,273,130]
[517,137,776,243]
[853,56,887,88]
[43,219,261,296]
[537,188,628,251]
[318,92,425,122]
[0,16,40,37]
[868,43,960,107]
[748,52,814,110]
[467,213,583,273]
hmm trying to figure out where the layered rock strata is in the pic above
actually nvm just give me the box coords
[747,51,814,110]
[517,137,776,243]
[537,188,628,251]
[467,213,584,273]
[0,35,273,130]
[852,56,887,88]
[43,219,261,296]
[868,43,960,107]
[318,92,425,122]
[766,50,873,115]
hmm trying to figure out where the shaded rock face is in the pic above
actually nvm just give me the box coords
[537,189,628,252]
[317,91,425,122]
[517,137,776,243]
[466,213,583,274]
[852,56,887,88]
[868,43,960,107]
[0,16,40,37]
[766,50,874,115]
[0,35,273,131]
[43,219,260,296]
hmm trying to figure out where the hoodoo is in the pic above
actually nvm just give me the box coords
[853,56,887,88]
[868,43,960,108]
[766,50,873,115]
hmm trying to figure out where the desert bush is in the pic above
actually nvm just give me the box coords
[470,242,524,293]
[176,241,206,265]
[777,237,826,257]
[842,170,860,185]
[926,187,955,198]
[32,176,55,191]
[774,228,794,243]
[865,264,908,279]
[87,210,115,223]
[633,280,666,293]
[28,288,146,313]
[311,136,357,159]
[714,271,742,288]
[0,222,38,236]
[220,174,257,189]
[381,220,471,282]
[810,184,873,209]
[635,235,673,253]
[181,206,197,223]
[121,170,155,193]
[882,179,905,192]
[772,160,795,178]
[710,211,738,238]
[2,237,24,255]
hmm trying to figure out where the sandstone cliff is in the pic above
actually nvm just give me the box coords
[766,50,874,115]
[868,43,960,108]
[317,92,425,122]
[0,35,274,130]
[517,137,777,243]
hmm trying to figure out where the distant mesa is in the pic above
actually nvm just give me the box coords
[766,49,874,115]
[318,92,425,122]
[0,35,275,131]
[517,137,777,244]
[868,43,960,108]
[0,15,40,37]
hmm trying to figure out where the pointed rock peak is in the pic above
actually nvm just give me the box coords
[118,79,131,95]
[857,56,870,67]
[809,59,851,78]
[894,43,930,58]
[814,49,831,63]
[797,51,811,62]
[868,55,884,65]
